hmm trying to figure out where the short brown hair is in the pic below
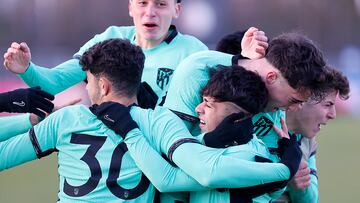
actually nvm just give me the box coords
[202,65,268,114]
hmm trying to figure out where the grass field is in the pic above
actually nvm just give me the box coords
[1,116,359,202]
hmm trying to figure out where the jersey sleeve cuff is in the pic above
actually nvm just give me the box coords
[29,127,55,159]
[167,138,201,165]
[18,62,35,82]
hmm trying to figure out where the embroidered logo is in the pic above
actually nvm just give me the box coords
[13,101,26,107]
[104,115,114,123]
[156,68,174,90]
[253,116,273,138]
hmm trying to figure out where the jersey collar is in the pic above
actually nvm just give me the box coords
[164,25,178,44]
[132,25,178,45]
[231,54,249,65]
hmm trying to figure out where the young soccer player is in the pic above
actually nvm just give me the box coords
[89,65,302,203]
[3,24,266,108]
[3,0,207,107]
[6,0,270,109]
[215,31,350,203]
[157,32,328,202]
[189,66,298,202]
[164,32,327,146]
[0,39,299,202]
[275,67,350,203]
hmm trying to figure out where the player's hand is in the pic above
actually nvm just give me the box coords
[28,98,82,126]
[289,161,311,189]
[3,42,31,74]
[89,101,138,139]
[203,112,253,148]
[277,135,302,180]
[273,117,290,139]
[0,87,54,118]
[272,117,302,179]
[241,27,268,59]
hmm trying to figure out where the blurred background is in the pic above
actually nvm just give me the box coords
[0,0,359,202]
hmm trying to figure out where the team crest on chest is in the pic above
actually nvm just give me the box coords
[253,116,273,138]
[157,68,174,90]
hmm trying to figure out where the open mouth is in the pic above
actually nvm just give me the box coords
[143,23,158,28]
[199,119,206,125]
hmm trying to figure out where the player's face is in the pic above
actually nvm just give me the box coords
[195,96,247,133]
[265,72,308,112]
[85,71,102,105]
[287,91,338,138]
[129,0,180,47]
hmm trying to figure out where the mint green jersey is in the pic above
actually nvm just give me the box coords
[0,105,156,202]
[19,26,207,103]
[163,50,287,202]
[189,135,277,203]
[0,104,290,202]
[124,106,291,191]
[164,50,285,155]
[164,50,233,128]
[252,110,286,152]
[0,114,32,142]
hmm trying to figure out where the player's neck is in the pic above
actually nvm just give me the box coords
[237,59,253,71]
[101,94,138,107]
[284,111,297,133]
[238,58,276,80]
[136,36,163,49]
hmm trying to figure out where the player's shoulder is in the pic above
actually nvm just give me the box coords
[131,105,176,121]
[130,106,185,140]
[179,50,233,68]
[188,50,232,60]
[100,25,135,40]
[174,31,207,49]
[35,105,96,133]
[134,106,184,128]
[48,104,94,120]
[252,110,283,124]
[152,106,179,119]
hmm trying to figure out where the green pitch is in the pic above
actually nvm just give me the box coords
[0,115,359,202]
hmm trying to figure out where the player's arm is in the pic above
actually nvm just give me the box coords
[0,109,60,171]
[170,141,293,188]
[91,102,295,189]
[170,115,302,189]
[288,154,319,203]
[19,60,85,95]
[3,42,84,95]
[125,128,210,192]
[89,102,208,192]
[126,114,291,191]
[0,114,32,142]
[3,27,119,95]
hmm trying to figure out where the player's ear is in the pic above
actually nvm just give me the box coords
[265,71,278,85]
[173,2,181,19]
[99,77,110,97]
[128,0,133,17]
